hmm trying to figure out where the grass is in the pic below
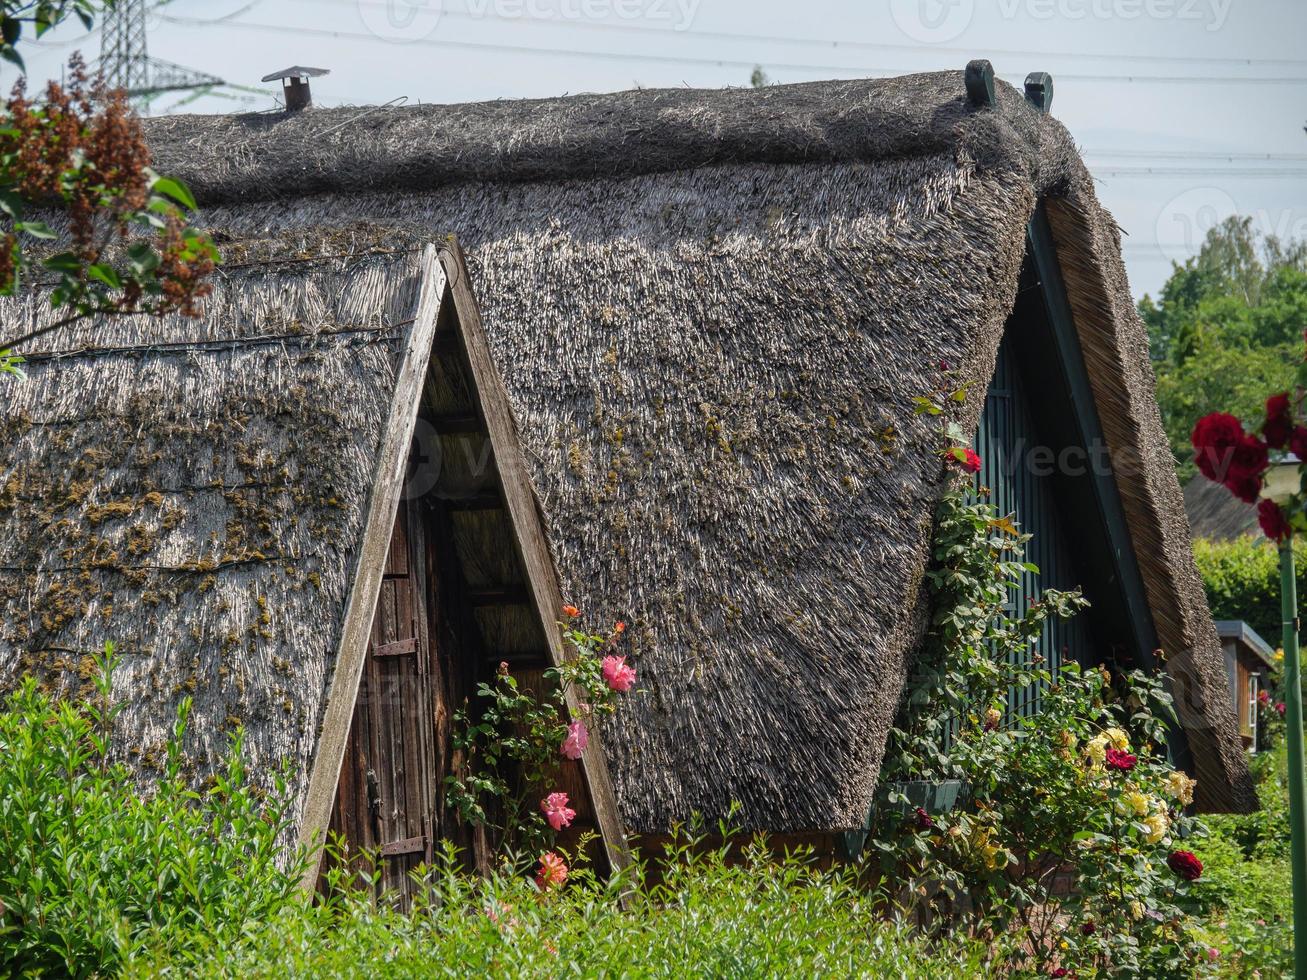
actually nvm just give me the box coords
[132,844,988,979]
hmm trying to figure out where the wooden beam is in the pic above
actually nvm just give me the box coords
[465,584,531,607]
[430,412,482,434]
[295,246,448,891]
[373,638,417,658]
[438,489,504,512]
[381,835,427,858]
[438,240,633,876]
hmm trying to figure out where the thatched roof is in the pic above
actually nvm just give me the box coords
[1185,475,1258,542]
[0,70,1253,838]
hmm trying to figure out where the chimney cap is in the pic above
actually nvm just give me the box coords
[261,66,331,83]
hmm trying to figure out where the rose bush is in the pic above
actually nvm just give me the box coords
[1190,333,1307,538]
[869,488,1217,977]
[446,608,636,886]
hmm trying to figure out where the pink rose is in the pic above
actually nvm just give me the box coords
[601,654,636,693]
[560,720,588,760]
[536,852,568,890]
[541,791,576,831]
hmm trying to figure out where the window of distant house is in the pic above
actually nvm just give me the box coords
[1247,673,1259,750]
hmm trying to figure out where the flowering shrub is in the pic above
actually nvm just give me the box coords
[870,488,1217,977]
[0,56,218,377]
[446,609,636,882]
[914,372,983,474]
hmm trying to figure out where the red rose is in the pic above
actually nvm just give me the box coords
[1105,747,1137,772]
[1278,702,1287,716]
[1258,499,1291,542]
[947,448,982,474]
[1050,969,1070,978]
[1230,434,1269,478]
[1191,412,1245,481]
[1081,920,1096,936]
[1224,471,1263,504]
[1293,426,1307,462]
[1167,849,1203,881]
[913,806,934,830]
[1258,689,1271,707]
[1264,393,1293,449]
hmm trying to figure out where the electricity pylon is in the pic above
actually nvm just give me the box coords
[98,0,224,106]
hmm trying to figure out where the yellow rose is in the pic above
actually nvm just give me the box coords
[1143,812,1169,844]
[1105,727,1130,751]
[1122,790,1149,816]
[1085,735,1108,766]
[1128,900,1144,920]
[1164,770,1197,807]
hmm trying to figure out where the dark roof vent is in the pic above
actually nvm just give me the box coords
[261,66,330,112]
[1024,72,1054,113]
[964,59,996,109]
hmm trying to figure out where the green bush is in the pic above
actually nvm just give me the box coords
[1192,536,1306,645]
[142,840,987,979]
[0,648,305,978]
[1191,744,1294,977]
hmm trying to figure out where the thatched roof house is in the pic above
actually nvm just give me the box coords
[0,66,1254,882]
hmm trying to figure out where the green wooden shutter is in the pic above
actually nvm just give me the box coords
[975,334,1094,721]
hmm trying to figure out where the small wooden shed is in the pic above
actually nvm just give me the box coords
[1215,621,1277,752]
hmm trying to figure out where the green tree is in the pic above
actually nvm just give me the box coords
[1140,216,1307,478]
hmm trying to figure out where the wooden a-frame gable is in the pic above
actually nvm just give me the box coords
[298,242,630,894]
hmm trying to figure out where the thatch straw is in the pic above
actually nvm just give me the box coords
[0,70,1253,836]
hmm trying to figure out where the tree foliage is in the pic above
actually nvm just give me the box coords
[1140,216,1307,479]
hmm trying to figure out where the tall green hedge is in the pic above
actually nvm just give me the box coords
[1192,536,1307,646]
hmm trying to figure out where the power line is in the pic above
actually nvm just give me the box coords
[1086,150,1307,162]
[1094,167,1307,177]
[289,0,1307,71]
[157,14,1307,85]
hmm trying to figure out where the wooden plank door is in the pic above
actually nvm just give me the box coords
[327,497,442,903]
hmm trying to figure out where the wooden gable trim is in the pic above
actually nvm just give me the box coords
[1027,205,1200,778]
[436,239,633,875]
[297,245,448,889]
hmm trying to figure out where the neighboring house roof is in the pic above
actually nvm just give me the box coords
[0,69,1254,840]
[1215,620,1278,670]
[1185,476,1259,541]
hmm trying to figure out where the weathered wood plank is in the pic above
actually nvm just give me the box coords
[373,637,417,658]
[437,240,632,875]
[381,834,427,857]
[296,246,448,891]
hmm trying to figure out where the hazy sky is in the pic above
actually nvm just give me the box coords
[12,0,1307,299]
